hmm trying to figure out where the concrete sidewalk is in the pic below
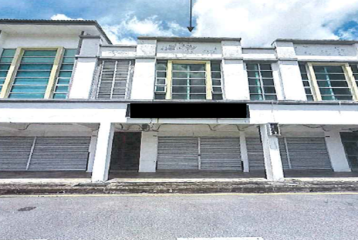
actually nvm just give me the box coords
[0,177,358,195]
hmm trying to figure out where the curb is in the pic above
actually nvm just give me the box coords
[1,180,358,195]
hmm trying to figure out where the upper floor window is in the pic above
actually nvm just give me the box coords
[299,63,314,101]
[349,64,358,90]
[96,60,134,99]
[246,63,277,100]
[301,63,356,101]
[154,60,223,100]
[0,48,76,99]
[0,49,15,93]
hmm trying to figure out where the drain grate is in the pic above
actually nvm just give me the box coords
[17,207,36,212]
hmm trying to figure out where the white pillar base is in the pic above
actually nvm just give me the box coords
[260,124,284,181]
[325,131,351,172]
[91,122,114,182]
[240,132,249,172]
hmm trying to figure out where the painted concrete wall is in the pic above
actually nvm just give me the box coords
[69,37,101,99]
[0,34,79,49]
[223,60,249,100]
[325,131,351,172]
[138,131,158,172]
[131,59,156,100]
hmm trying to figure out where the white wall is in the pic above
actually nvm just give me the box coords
[138,131,158,172]
[131,59,156,100]
[325,131,351,172]
[223,60,249,100]
[0,34,79,49]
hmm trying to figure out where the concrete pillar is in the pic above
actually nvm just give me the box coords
[91,122,114,182]
[130,38,157,100]
[221,40,248,100]
[222,60,249,100]
[86,133,98,172]
[325,131,351,172]
[240,132,249,172]
[69,36,101,99]
[260,124,284,181]
[139,131,158,172]
[272,40,306,101]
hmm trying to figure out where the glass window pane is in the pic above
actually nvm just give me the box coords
[19,64,53,70]
[53,93,67,99]
[247,71,260,78]
[211,72,221,78]
[17,71,51,78]
[189,64,205,71]
[172,86,188,93]
[61,64,74,70]
[155,93,166,99]
[58,78,70,84]
[191,79,205,85]
[173,79,187,86]
[23,50,57,57]
[265,95,277,100]
[260,64,272,71]
[21,57,55,63]
[249,86,262,94]
[190,86,206,93]
[156,62,167,71]
[157,71,166,78]
[0,72,7,77]
[0,64,10,70]
[156,78,165,85]
[172,64,187,71]
[59,71,72,78]
[173,72,188,78]
[246,64,259,71]
[64,49,77,57]
[264,87,276,94]
[261,71,273,78]
[250,94,263,100]
[190,94,206,100]
[9,93,45,99]
[63,57,75,63]
[212,80,221,86]
[211,63,221,71]
[172,94,187,100]
[213,94,223,100]
[189,72,205,78]
[1,49,16,57]
[0,58,14,63]
[55,86,69,92]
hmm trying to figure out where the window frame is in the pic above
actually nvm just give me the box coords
[159,60,221,100]
[0,47,65,99]
[246,62,277,101]
[305,62,358,101]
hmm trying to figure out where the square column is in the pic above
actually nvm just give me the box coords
[325,131,351,172]
[139,131,158,172]
[260,124,284,181]
[240,132,249,172]
[91,122,114,182]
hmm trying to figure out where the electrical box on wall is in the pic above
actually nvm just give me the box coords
[268,123,281,136]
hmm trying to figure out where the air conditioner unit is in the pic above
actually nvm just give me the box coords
[268,123,281,136]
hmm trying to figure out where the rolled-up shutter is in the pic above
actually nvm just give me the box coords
[281,137,332,170]
[28,137,91,171]
[246,137,265,171]
[279,138,290,170]
[200,137,241,171]
[0,137,33,171]
[157,137,198,170]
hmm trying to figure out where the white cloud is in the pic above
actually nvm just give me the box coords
[51,14,84,20]
[102,15,186,44]
[192,0,358,46]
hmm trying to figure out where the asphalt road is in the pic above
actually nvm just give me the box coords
[0,193,358,240]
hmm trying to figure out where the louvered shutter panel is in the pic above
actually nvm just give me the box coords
[157,137,199,170]
[28,137,91,171]
[279,138,290,170]
[246,137,265,171]
[281,137,332,170]
[200,137,241,171]
[97,60,133,99]
[0,137,33,171]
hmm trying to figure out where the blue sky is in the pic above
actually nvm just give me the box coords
[0,0,357,46]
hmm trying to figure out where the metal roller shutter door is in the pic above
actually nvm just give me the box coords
[246,138,265,171]
[28,137,91,171]
[281,137,332,170]
[157,137,199,170]
[0,137,34,171]
[200,137,241,171]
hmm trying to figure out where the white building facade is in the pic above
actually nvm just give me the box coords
[1,19,358,182]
